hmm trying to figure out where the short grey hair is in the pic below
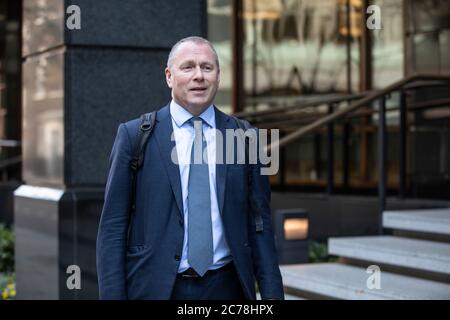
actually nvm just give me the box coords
[166,36,220,70]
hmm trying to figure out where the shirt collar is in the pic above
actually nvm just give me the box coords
[170,99,215,128]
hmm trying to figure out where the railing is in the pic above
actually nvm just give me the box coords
[235,92,370,123]
[238,74,450,234]
[269,75,450,150]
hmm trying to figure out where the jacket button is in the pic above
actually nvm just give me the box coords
[174,255,181,261]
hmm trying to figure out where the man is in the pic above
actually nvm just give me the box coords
[96,36,284,300]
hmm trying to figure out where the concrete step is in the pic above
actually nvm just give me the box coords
[280,263,450,300]
[383,208,450,235]
[328,236,450,275]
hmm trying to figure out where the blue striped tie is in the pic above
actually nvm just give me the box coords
[187,117,213,276]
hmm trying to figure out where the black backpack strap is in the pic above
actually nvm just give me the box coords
[128,112,156,240]
[233,117,264,233]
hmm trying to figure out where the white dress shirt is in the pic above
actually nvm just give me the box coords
[170,100,232,273]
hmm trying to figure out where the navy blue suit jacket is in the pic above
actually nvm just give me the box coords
[96,104,284,300]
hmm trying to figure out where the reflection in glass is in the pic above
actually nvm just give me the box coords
[407,0,450,75]
[371,0,404,89]
[413,33,440,74]
[441,30,450,71]
[208,0,233,114]
[242,0,361,113]
[409,0,450,33]
[22,49,64,186]
[22,0,64,56]
[285,132,327,186]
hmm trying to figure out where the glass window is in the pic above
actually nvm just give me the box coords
[440,29,450,71]
[241,0,361,113]
[208,0,233,114]
[413,33,440,74]
[407,0,450,75]
[371,0,404,89]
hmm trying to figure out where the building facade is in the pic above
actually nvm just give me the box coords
[0,0,448,299]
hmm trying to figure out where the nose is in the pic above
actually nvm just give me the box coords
[193,65,204,81]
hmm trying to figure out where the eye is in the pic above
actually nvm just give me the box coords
[202,65,213,72]
[181,64,193,71]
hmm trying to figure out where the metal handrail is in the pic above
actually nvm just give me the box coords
[255,96,450,129]
[249,73,450,235]
[235,92,369,120]
[268,74,450,152]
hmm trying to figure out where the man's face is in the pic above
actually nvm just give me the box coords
[165,41,220,115]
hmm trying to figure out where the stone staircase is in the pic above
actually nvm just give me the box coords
[280,208,450,299]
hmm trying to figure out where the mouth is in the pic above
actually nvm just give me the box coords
[189,87,208,93]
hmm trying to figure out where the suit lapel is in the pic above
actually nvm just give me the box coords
[215,106,232,216]
[153,104,232,219]
[153,105,184,218]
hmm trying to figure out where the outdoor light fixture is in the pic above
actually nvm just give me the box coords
[274,209,309,264]
[284,217,309,240]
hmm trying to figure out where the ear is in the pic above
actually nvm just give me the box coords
[165,67,173,88]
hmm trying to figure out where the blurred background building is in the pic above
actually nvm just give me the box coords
[0,0,449,299]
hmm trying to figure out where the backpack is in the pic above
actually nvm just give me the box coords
[127,112,263,240]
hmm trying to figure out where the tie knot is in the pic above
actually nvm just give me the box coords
[189,116,204,127]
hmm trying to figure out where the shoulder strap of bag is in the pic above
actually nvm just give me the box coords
[128,112,156,239]
[233,117,264,233]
